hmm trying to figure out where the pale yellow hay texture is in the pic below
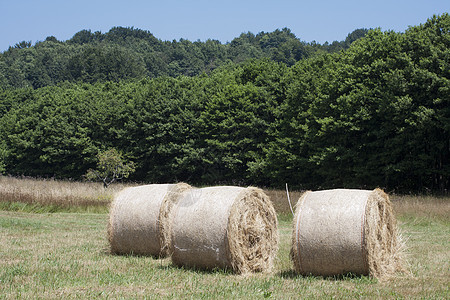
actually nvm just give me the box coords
[364,188,405,279]
[108,183,191,256]
[158,183,191,256]
[170,186,278,274]
[291,189,403,279]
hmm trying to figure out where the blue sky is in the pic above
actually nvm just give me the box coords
[1,0,448,52]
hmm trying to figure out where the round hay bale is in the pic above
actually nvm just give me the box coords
[108,183,191,256]
[291,188,403,279]
[170,186,278,274]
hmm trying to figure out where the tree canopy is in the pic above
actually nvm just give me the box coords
[0,26,366,89]
[0,14,448,193]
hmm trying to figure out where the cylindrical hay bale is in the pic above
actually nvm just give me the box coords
[170,186,278,274]
[291,188,403,279]
[108,183,191,256]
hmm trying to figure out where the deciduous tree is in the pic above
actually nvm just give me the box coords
[85,148,135,188]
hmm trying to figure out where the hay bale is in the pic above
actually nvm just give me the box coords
[170,186,278,274]
[108,183,191,256]
[291,188,403,279]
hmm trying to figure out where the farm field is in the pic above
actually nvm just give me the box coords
[0,177,449,298]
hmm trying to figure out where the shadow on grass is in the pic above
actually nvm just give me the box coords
[102,246,375,282]
[277,269,375,283]
[277,269,299,279]
[157,263,234,275]
[105,249,164,260]
[103,250,226,275]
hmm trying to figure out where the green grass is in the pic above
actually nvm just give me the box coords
[0,210,448,299]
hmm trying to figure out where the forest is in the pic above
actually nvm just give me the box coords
[0,13,448,193]
[0,26,368,89]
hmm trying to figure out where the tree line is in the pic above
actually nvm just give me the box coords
[0,14,448,193]
[0,27,367,89]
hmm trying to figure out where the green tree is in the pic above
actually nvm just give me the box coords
[0,140,6,174]
[85,148,135,188]
[122,76,202,183]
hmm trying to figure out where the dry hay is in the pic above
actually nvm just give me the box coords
[108,183,191,256]
[170,186,278,274]
[291,188,404,279]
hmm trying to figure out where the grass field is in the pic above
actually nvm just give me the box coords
[0,176,449,298]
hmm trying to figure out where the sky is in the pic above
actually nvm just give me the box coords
[1,0,448,52]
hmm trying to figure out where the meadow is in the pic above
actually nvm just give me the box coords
[0,176,448,298]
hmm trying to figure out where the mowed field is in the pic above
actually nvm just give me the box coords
[0,177,449,299]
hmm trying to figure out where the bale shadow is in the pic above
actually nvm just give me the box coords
[277,270,373,282]
[157,263,234,275]
[277,269,299,279]
[102,246,164,260]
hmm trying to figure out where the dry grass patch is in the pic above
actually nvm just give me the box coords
[391,194,450,220]
[0,176,134,212]
[264,188,305,216]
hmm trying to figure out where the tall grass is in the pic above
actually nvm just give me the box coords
[2,176,449,217]
[390,194,450,220]
[0,176,134,213]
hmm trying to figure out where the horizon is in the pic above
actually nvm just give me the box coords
[1,1,448,52]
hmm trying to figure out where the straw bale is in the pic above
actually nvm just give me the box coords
[291,188,404,279]
[108,183,191,256]
[170,186,278,274]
